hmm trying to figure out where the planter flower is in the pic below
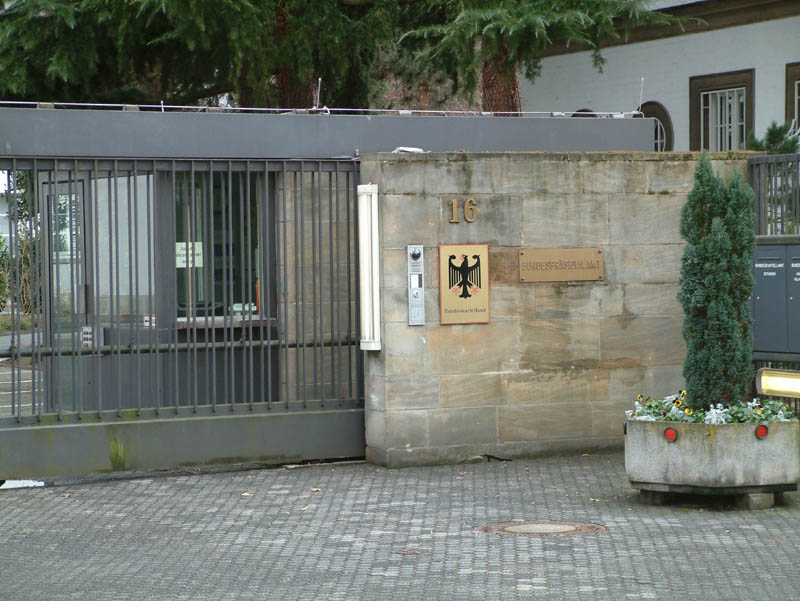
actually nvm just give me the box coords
[624,153,800,508]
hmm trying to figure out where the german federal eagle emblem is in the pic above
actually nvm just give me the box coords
[439,244,489,325]
[448,253,482,299]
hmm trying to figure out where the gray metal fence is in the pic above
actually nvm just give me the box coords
[750,153,800,235]
[0,158,362,422]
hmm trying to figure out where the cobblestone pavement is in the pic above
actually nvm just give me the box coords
[2,452,799,601]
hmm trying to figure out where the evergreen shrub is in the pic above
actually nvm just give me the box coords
[677,152,755,410]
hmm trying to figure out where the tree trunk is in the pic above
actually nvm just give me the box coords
[275,5,315,109]
[276,68,315,109]
[481,55,520,114]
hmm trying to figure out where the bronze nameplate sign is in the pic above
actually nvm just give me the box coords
[519,248,603,282]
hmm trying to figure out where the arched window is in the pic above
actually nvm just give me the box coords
[637,101,674,151]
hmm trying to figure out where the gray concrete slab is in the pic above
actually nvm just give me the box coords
[2,452,799,600]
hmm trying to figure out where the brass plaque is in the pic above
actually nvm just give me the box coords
[519,248,603,283]
[439,244,490,325]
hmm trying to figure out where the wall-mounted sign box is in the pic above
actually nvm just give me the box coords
[752,238,800,357]
[519,248,603,283]
[439,244,490,325]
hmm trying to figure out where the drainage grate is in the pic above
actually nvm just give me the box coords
[476,521,606,537]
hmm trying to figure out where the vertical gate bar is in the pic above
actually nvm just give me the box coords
[208,165,217,410]
[316,162,325,406]
[782,158,786,233]
[792,155,800,234]
[238,166,248,406]
[16,166,25,417]
[245,162,254,410]
[201,170,210,408]
[31,163,44,418]
[113,160,123,416]
[132,163,143,412]
[779,160,785,235]
[261,164,270,408]
[334,165,343,405]
[227,162,235,410]
[327,171,337,406]
[764,162,778,235]
[200,168,208,408]
[6,165,18,418]
[128,167,141,415]
[750,163,762,234]
[775,160,781,234]
[311,167,319,404]
[171,161,180,411]
[17,165,29,416]
[281,164,289,409]
[792,157,794,234]
[20,165,29,416]
[68,161,80,418]
[136,164,146,410]
[92,163,102,416]
[293,170,300,405]
[749,162,757,233]
[147,163,158,413]
[784,159,789,234]
[780,160,785,234]
[773,161,778,235]
[50,165,63,419]
[763,161,769,234]
[318,162,327,407]
[299,167,307,407]
[106,169,115,415]
[18,166,28,416]
[346,169,354,399]
[221,165,229,408]
[785,159,790,234]
[190,161,198,412]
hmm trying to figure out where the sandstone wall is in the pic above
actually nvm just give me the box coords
[360,151,751,467]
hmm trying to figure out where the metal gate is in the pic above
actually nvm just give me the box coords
[0,157,364,478]
[749,153,800,392]
[750,153,800,236]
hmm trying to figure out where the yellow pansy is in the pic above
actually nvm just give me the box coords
[674,399,683,407]
[684,408,693,415]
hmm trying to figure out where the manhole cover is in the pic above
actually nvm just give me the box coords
[477,521,606,537]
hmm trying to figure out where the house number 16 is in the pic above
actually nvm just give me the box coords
[448,198,478,223]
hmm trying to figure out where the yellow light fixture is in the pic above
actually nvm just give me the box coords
[756,368,800,399]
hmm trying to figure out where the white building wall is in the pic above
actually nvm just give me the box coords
[521,17,800,150]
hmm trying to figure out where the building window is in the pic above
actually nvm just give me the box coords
[690,69,754,151]
[637,101,674,151]
[787,62,800,123]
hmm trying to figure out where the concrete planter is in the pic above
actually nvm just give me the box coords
[625,418,800,505]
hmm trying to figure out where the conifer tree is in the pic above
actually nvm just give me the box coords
[678,153,755,409]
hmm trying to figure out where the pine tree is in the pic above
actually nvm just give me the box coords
[747,121,799,155]
[0,0,399,108]
[678,153,755,409]
[399,0,680,112]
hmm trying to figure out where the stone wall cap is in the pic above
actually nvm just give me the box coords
[364,150,762,162]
